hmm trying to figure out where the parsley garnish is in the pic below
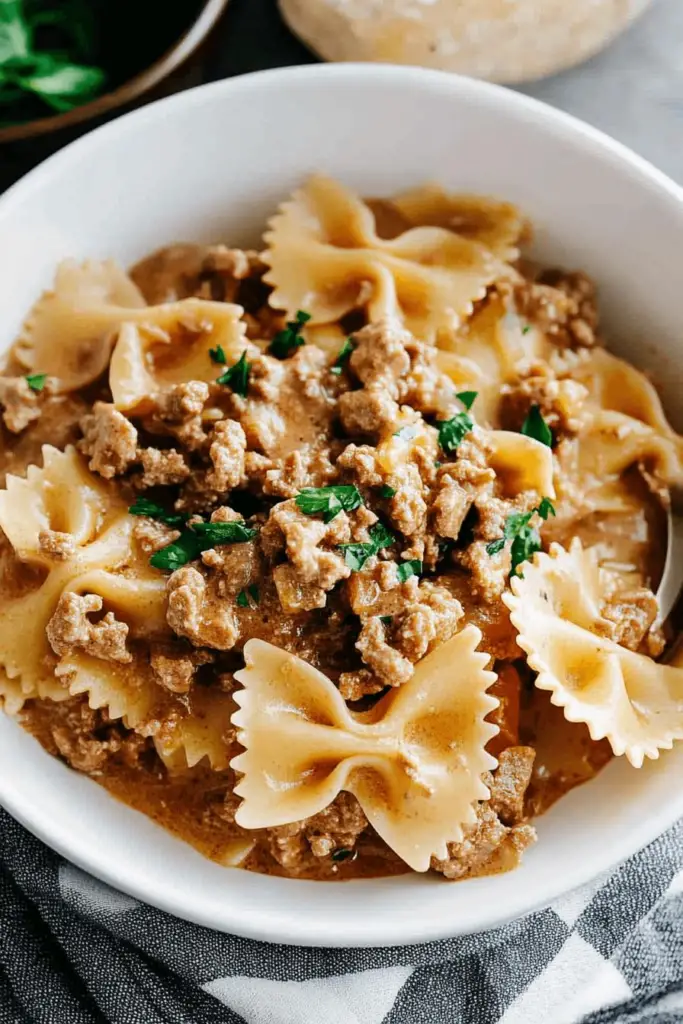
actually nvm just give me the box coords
[522,324,531,335]
[521,405,553,448]
[296,485,363,524]
[150,520,257,572]
[236,584,260,609]
[393,425,418,441]
[339,522,395,572]
[330,337,355,376]
[486,499,556,575]
[456,390,478,410]
[0,1,106,121]
[128,497,189,529]
[209,343,226,365]
[25,372,47,392]
[331,847,357,863]
[437,412,473,455]
[396,559,422,582]
[217,351,250,397]
[269,310,311,359]
[380,485,396,498]
[379,615,393,625]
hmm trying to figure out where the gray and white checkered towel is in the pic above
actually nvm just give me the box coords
[2,806,683,1024]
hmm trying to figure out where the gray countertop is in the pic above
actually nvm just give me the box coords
[213,0,683,183]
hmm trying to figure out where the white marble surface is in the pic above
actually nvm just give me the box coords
[519,0,683,183]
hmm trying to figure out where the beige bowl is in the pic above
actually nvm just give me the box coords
[278,0,654,85]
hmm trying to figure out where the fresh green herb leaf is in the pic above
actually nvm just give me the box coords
[331,847,357,863]
[434,460,442,469]
[209,343,226,365]
[393,425,418,441]
[0,0,29,65]
[485,498,555,575]
[21,57,104,112]
[396,559,422,582]
[296,485,363,524]
[522,324,531,335]
[128,497,189,528]
[150,530,203,572]
[217,350,250,397]
[537,497,556,521]
[456,390,478,410]
[236,583,260,609]
[269,310,311,359]
[330,337,355,375]
[380,485,396,499]
[191,521,258,546]
[25,372,47,392]
[521,405,553,448]
[379,615,393,625]
[339,522,395,572]
[437,412,473,455]
[150,519,257,572]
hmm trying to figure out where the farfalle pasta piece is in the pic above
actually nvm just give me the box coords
[109,299,247,414]
[504,540,683,767]
[486,431,555,499]
[231,627,498,871]
[437,294,552,427]
[388,184,524,260]
[0,446,167,703]
[263,175,505,343]
[64,653,235,769]
[15,260,146,392]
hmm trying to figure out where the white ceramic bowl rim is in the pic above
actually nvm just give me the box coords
[1,64,683,947]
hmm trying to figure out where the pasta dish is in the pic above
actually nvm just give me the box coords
[0,176,681,880]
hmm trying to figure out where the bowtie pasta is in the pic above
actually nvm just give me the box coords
[0,178,680,881]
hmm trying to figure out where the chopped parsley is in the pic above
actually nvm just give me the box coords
[128,497,189,529]
[522,324,531,335]
[437,411,473,455]
[379,615,393,625]
[521,405,553,448]
[331,847,357,863]
[339,522,395,572]
[456,390,478,410]
[25,372,47,392]
[216,350,250,397]
[486,498,556,576]
[434,461,442,469]
[150,519,257,572]
[236,584,260,608]
[393,425,418,441]
[269,310,311,359]
[396,559,422,582]
[380,485,396,499]
[296,485,363,524]
[209,343,227,365]
[330,337,355,375]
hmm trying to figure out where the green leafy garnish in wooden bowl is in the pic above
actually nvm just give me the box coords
[0,0,105,124]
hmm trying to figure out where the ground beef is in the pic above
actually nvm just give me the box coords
[137,447,190,488]
[79,401,138,479]
[146,381,210,451]
[207,419,247,492]
[599,587,665,657]
[38,530,75,561]
[39,699,152,775]
[166,566,239,650]
[46,593,131,663]
[431,802,536,880]
[514,269,599,349]
[489,746,536,826]
[150,642,213,694]
[133,519,180,555]
[265,793,368,873]
[500,366,589,437]
[0,375,49,433]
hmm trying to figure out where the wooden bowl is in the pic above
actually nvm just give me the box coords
[0,0,230,144]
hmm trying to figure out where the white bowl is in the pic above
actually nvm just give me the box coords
[1,64,683,948]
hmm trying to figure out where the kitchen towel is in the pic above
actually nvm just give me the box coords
[2,807,683,1023]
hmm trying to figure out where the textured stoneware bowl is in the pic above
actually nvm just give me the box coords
[0,65,682,947]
